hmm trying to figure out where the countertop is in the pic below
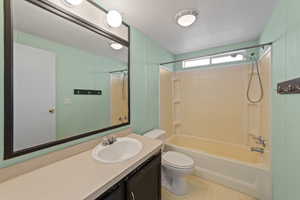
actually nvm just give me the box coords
[0,134,162,200]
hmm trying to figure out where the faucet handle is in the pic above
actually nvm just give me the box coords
[102,137,110,146]
[108,135,117,144]
[102,136,116,145]
[249,134,268,148]
[256,136,267,147]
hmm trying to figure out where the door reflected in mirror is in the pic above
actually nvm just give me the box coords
[11,0,130,152]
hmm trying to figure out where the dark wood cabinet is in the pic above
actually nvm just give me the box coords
[96,153,161,200]
[126,154,161,200]
[96,182,125,200]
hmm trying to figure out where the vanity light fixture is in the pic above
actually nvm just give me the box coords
[106,10,123,28]
[175,9,199,28]
[110,42,123,50]
[63,0,84,6]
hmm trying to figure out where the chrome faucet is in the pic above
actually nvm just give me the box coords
[249,134,267,148]
[102,136,117,146]
[251,147,264,154]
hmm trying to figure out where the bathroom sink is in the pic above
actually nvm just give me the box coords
[92,137,143,163]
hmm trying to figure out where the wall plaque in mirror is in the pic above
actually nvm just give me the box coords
[4,0,130,159]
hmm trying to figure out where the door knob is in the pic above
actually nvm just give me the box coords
[49,108,55,113]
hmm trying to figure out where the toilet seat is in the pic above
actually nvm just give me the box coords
[163,151,194,169]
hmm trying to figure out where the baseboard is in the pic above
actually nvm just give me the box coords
[193,166,259,199]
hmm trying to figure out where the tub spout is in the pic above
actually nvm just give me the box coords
[251,147,264,154]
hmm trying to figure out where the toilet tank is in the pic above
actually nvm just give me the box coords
[144,129,166,141]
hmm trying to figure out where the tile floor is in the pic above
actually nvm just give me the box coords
[162,176,256,200]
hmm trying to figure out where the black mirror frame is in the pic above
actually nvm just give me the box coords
[3,0,131,160]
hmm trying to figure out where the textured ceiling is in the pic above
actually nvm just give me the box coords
[96,0,278,54]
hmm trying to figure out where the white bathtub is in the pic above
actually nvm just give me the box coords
[165,135,272,200]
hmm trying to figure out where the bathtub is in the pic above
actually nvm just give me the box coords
[165,135,272,200]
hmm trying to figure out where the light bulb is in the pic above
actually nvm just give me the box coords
[177,14,196,27]
[106,10,123,28]
[110,42,123,50]
[175,10,199,28]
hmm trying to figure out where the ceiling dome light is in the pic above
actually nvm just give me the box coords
[107,10,123,28]
[110,42,123,50]
[63,0,84,6]
[175,9,199,28]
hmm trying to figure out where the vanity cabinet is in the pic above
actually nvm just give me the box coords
[96,153,161,200]
[96,183,125,200]
[126,153,161,200]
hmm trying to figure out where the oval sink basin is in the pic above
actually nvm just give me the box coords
[92,137,143,163]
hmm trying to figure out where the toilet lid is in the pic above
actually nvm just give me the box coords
[163,151,194,169]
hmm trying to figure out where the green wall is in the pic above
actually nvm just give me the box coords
[0,0,174,168]
[130,28,174,134]
[260,0,300,199]
[92,1,174,134]
[14,31,124,139]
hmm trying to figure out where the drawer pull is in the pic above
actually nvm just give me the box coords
[131,192,135,200]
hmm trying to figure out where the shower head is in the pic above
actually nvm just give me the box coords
[240,52,256,60]
[229,50,248,59]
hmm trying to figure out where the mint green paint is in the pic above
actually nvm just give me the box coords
[260,0,300,199]
[93,0,175,134]
[0,0,174,167]
[130,28,174,134]
[14,31,126,139]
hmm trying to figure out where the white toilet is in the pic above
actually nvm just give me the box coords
[144,129,194,195]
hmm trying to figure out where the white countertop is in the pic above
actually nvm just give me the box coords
[0,134,162,200]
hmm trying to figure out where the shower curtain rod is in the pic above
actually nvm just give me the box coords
[109,69,128,73]
[159,42,273,66]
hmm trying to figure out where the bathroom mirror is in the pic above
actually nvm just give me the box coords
[4,0,130,159]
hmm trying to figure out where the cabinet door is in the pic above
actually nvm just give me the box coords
[126,154,161,200]
[96,182,125,200]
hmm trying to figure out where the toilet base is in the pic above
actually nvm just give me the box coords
[171,176,188,195]
[162,167,190,196]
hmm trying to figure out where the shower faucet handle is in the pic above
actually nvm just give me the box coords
[249,134,267,148]
[255,136,267,148]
